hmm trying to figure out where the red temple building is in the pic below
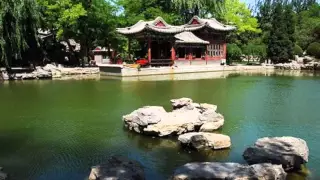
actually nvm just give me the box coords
[117,16,236,66]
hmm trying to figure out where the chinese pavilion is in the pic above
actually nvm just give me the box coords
[117,16,235,66]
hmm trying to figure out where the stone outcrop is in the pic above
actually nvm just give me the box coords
[2,64,99,80]
[302,61,320,71]
[0,167,7,180]
[0,71,9,81]
[123,98,224,137]
[171,162,286,180]
[243,136,309,171]
[274,61,302,70]
[178,132,231,150]
[88,156,145,180]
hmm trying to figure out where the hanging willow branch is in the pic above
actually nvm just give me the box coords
[0,0,40,68]
[171,0,224,16]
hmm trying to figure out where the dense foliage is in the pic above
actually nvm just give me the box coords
[307,42,320,58]
[242,43,267,62]
[227,44,242,63]
[0,0,40,69]
[0,0,319,69]
[294,44,304,57]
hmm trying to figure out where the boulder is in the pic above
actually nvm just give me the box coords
[199,103,217,112]
[0,167,7,180]
[171,162,286,180]
[0,71,9,81]
[43,64,62,78]
[88,156,145,180]
[123,98,225,137]
[171,98,193,109]
[32,66,52,79]
[243,136,309,171]
[303,56,314,63]
[178,132,231,150]
[226,164,286,180]
[199,122,223,132]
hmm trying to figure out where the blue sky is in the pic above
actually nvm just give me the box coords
[240,0,256,6]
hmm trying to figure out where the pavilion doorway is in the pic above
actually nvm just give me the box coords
[150,40,173,66]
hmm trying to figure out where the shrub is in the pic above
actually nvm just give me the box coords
[242,43,267,63]
[294,44,303,57]
[306,42,320,58]
[227,44,242,63]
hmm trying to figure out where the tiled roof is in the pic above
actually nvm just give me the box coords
[116,17,184,35]
[117,16,236,35]
[184,16,236,31]
[175,32,209,44]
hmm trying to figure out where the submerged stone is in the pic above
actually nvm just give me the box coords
[171,162,286,180]
[178,132,231,150]
[88,156,145,180]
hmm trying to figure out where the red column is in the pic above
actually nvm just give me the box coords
[171,46,175,61]
[148,37,151,63]
[188,47,192,65]
[205,49,208,65]
[223,43,227,59]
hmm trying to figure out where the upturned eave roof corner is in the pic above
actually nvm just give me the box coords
[116,16,236,35]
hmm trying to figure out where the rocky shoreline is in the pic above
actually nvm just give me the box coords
[0,64,99,81]
[88,98,310,180]
[274,55,320,70]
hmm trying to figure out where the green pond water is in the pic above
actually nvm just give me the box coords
[0,74,319,180]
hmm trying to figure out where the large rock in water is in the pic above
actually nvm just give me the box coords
[171,162,286,180]
[178,132,231,150]
[88,156,145,180]
[0,167,7,180]
[123,98,224,137]
[243,136,309,171]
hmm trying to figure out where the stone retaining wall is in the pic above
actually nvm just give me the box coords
[99,65,275,77]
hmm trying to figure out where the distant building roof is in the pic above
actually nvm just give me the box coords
[184,16,236,32]
[37,29,53,39]
[175,32,209,44]
[93,47,114,52]
[116,16,236,35]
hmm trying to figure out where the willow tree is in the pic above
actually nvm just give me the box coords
[171,0,224,22]
[0,0,40,70]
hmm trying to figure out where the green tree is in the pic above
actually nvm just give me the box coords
[268,3,291,63]
[307,42,320,58]
[295,3,320,49]
[242,43,267,63]
[284,5,296,59]
[87,0,122,61]
[37,0,87,39]
[223,0,261,34]
[294,44,303,56]
[118,0,180,25]
[37,0,87,66]
[0,0,40,70]
[171,0,224,22]
[227,44,242,64]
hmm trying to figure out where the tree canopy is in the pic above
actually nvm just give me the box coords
[222,0,261,34]
[0,0,40,69]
